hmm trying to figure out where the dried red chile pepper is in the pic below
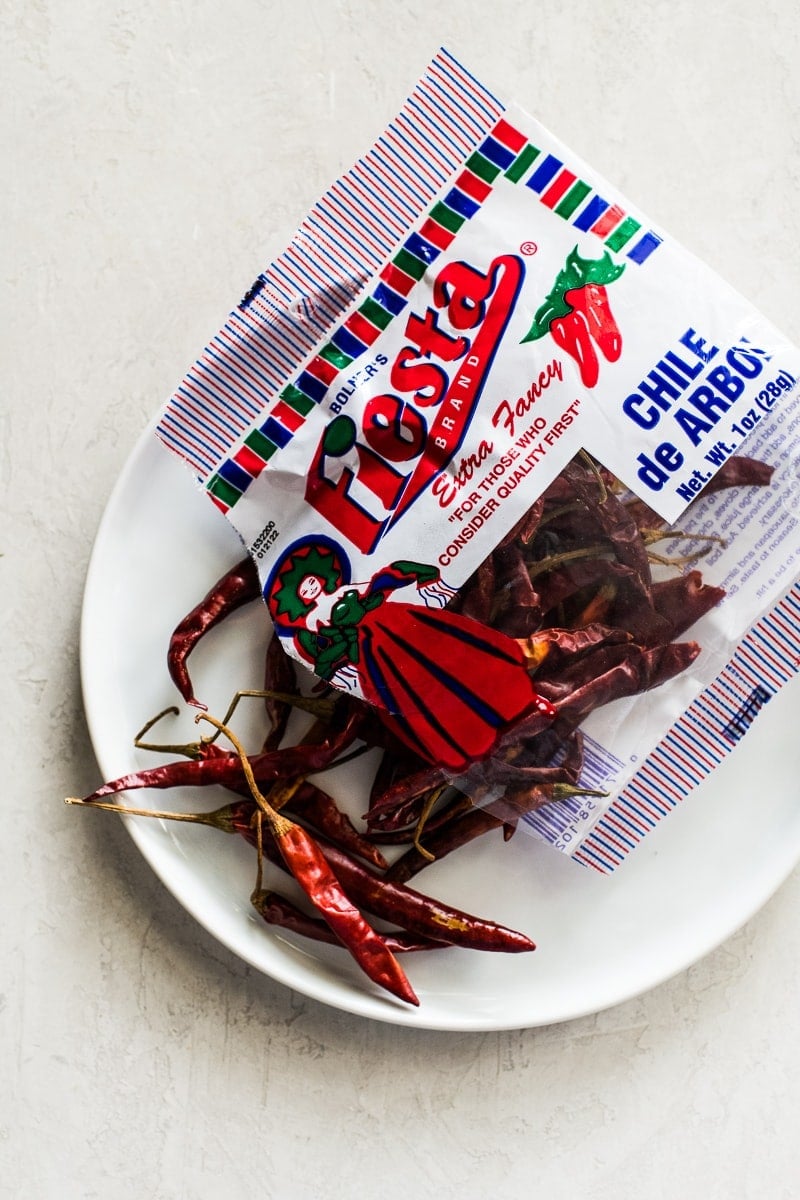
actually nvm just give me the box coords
[261,634,297,750]
[265,815,420,1005]
[624,455,775,528]
[366,450,772,840]
[168,556,260,707]
[71,790,536,959]
[81,697,371,803]
[196,713,420,1006]
[72,448,776,1004]
[255,825,536,954]
[251,890,449,954]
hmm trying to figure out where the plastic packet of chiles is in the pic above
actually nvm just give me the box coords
[154,49,800,873]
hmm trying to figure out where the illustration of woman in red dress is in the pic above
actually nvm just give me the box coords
[265,537,555,773]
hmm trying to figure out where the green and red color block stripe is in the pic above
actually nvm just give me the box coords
[207,116,661,513]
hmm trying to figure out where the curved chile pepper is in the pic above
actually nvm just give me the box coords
[80,705,368,803]
[252,890,449,953]
[270,819,419,1006]
[243,817,535,954]
[210,799,535,953]
[168,557,261,708]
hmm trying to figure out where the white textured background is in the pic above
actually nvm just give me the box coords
[5,2,800,1197]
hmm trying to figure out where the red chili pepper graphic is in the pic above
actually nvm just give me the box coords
[564,283,622,364]
[522,248,625,388]
[548,309,599,388]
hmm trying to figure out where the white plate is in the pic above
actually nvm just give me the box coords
[80,423,800,1030]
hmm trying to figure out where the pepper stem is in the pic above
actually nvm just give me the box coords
[133,706,205,759]
[411,785,447,862]
[548,784,608,801]
[252,809,265,897]
[641,528,727,549]
[527,544,609,582]
[536,501,581,527]
[64,796,241,832]
[578,450,608,503]
[647,548,710,567]
[216,688,338,738]
[194,712,291,836]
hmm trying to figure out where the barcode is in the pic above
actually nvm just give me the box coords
[523,735,625,849]
[578,734,625,791]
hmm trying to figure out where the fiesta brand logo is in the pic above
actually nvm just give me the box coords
[304,254,525,553]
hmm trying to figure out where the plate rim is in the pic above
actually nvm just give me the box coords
[78,420,800,1030]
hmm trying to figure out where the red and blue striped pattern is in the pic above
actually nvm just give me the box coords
[156,52,663,508]
[191,99,666,515]
[153,52,797,875]
[199,116,531,513]
[572,584,800,873]
[156,48,504,497]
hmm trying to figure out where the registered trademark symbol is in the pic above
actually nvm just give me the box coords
[520,240,538,256]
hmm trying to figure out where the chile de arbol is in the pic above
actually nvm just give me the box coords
[304,254,525,554]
